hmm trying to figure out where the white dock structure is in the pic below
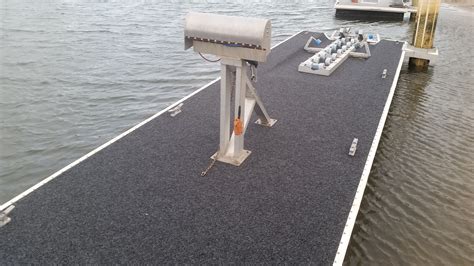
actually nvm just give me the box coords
[335,0,417,20]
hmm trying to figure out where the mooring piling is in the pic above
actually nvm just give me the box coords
[409,0,441,69]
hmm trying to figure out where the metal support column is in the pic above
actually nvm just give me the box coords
[212,59,276,166]
[219,64,232,157]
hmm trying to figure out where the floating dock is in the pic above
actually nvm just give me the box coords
[0,31,404,264]
[334,1,417,20]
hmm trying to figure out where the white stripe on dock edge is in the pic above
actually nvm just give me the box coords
[332,49,407,266]
[0,30,304,212]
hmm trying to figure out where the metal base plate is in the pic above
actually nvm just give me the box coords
[255,118,277,127]
[211,150,252,166]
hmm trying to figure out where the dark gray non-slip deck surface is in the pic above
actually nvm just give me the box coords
[0,32,403,264]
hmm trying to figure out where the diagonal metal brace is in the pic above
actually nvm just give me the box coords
[244,75,277,127]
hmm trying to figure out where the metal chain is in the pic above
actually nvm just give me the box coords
[200,157,217,177]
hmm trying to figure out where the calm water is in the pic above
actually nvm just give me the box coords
[0,0,473,264]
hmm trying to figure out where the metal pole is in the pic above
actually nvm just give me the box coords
[233,63,246,157]
[219,64,232,156]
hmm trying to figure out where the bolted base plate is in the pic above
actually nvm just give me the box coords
[255,118,277,127]
[211,150,252,166]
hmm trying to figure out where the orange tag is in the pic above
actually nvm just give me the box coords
[234,118,243,136]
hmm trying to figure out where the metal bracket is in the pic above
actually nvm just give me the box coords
[0,205,15,228]
[349,138,358,156]
[403,42,438,64]
[255,118,277,127]
[168,103,183,117]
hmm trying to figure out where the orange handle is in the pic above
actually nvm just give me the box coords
[234,118,243,136]
[234,105,243,136]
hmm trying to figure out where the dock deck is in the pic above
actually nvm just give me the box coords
[0,32,404,264]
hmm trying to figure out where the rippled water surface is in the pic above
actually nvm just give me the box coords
[1,0,473,264]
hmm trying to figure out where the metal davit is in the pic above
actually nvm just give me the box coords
[185,12,277,166]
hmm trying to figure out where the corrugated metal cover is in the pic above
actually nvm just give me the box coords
[184,12,271,50]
